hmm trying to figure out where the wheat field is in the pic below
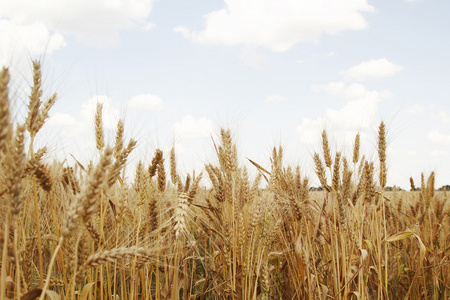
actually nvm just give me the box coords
[0,62,449,299]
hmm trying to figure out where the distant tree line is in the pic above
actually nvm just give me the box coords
[438,185,450,191]
[309,185,450,192]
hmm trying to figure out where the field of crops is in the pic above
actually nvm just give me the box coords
[1,62,449,299]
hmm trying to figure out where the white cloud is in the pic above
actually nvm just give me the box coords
[175,0,374,52]
[0,0,155,46]
[299,82,389,144]
[47,112,78,127]
[311,81,391,100]
[238,47,269,69]
[341,58,404,81]
[438,111,450,123]
[173,115,215,139]
[0,19,65,68]
[174,26,191,39]
[44,96,123,159]
[427,130,450,145]
[47,112,84,138]
[431,150,448,157]
[142,22,155,31]
[127,94,162,111]
[266,94,284,103]
[406,104,424,115]
[297,118,322,145]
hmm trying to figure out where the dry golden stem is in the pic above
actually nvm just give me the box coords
[33,177,44,287]
[39,237,63,300]
[0,217,10,300]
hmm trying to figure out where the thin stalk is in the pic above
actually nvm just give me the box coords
[1,215,10,300]
[231,173,237,298]
[374,205,383,299]
[39,237,63,300]
[33,177,44,287]
[14,229,21,299]
[48,193,67,286]
[100,189,104,300]
[381,190,388,298]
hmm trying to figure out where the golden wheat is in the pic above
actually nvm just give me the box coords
[0,63,448,300]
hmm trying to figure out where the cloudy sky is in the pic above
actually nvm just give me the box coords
[1,0,449,189]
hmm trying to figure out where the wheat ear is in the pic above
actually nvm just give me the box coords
[35,92,57,134]
[352,133,360,164]
[149,149,163,178]
[26,60,43,140]
[322,130,332,168]
[80,246,148,270]
[6,125,26,219]
[0,67,12,153]
[378,122,387,187]
[113,119,124,159]
[170,146,178,185]
[410,177,415,192]
[173,193,190,239]
[95,102,104,151]
[108,139,137,187]
[157,153,166,192]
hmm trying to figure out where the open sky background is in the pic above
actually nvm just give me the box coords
[1,0,449,189]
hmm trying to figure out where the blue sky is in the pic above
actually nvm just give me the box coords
[1,0,449,189]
